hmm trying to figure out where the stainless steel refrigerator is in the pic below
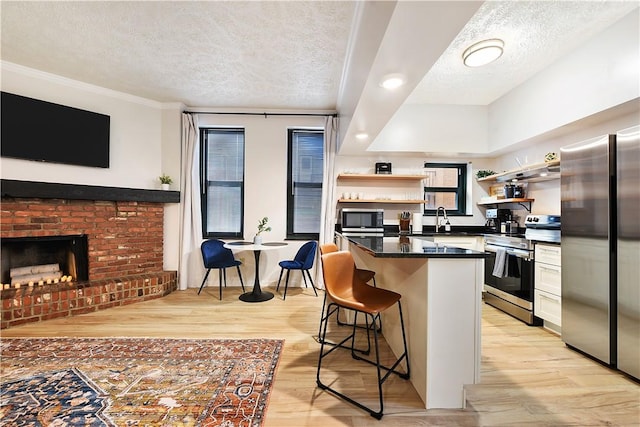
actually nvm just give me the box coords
[616,125,640,379]
[560,125,640,379]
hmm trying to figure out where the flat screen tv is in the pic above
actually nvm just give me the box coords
[1,91,110,168]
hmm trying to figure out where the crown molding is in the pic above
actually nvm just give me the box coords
[1,61,163,109]
[161,102,186,111]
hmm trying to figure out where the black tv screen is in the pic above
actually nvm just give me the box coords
[1,92,110,168]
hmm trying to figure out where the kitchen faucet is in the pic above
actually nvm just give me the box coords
[435,206,449,233]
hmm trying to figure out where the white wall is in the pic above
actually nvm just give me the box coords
[196,113,326,284]
[160,106,183,271]
[1,62,182,273]
[491,109,640,224]
[488,8,639,153]
[1,62,165,189]
[335,155,497,228]
[368,104,489,154]
[336,106,639,229]
[361,7,639,158]
[0,62,330,286]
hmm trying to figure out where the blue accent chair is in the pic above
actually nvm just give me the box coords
[276,241,318,300]
[198,239,245,300]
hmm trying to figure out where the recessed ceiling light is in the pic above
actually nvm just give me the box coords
[379,73,406,90]
[355,132,369,141]
[462,39,504,67]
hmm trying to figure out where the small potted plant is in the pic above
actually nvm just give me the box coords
[159,174,173,190]
[475,169,496,179]
[254,217,271,245]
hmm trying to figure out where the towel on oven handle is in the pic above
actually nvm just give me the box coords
[492,248,507,278]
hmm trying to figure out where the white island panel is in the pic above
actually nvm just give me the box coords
[349,242,483,409]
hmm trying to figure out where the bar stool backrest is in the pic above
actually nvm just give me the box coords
[319,243,339,255]
[320,251,358,301]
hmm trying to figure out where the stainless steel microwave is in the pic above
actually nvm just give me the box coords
[340,208,384,233]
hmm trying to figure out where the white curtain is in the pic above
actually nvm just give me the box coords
[316,115,339,289]
[178,113,203,290]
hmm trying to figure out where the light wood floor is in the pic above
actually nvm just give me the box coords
[2,285,638,426]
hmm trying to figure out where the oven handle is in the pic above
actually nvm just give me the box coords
[484,244,533,260]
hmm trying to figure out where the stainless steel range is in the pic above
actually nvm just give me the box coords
[484,234,540,325]
[525,214,561,243]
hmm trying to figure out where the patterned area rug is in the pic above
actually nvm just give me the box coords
[0,337,283,426]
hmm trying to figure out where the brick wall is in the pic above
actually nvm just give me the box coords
[1,197,177,329]
[1,198,164,279]
[1,272,177,329]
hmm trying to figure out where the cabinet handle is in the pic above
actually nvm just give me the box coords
[540,248,560,255]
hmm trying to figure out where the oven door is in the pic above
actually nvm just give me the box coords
[484,244,534,308]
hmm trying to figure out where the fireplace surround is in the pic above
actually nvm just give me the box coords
[1,179,179,329]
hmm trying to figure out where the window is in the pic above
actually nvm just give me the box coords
[201,128,245,238]
[287,129,324,239]
[423,162,467,215]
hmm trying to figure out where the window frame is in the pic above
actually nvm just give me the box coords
[423,162,467,216]
[200,127,245,239]
[286,128,324,240]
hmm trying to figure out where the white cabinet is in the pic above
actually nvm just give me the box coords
[534,243,562,331]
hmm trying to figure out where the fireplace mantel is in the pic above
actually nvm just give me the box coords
[1,179,180,203]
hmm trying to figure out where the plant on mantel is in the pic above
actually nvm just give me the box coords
[159,174,172,190]
[159,174,173,184]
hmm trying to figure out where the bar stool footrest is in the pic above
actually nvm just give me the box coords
[316,379,383,419]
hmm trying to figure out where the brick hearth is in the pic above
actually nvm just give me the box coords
[1,196,177,329]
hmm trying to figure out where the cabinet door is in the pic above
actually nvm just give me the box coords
[535,244,561,265]
[535,289,562,326]
[535,262,561,295]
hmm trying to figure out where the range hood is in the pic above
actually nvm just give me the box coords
[493,160,560,183]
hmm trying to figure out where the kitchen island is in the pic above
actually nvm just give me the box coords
[335,233,487,409]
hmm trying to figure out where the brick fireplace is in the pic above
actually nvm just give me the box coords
[1,180,179,329]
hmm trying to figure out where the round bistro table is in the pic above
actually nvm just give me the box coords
[224,241,288,302]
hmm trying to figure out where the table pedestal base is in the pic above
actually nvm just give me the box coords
[239,290,274,302]
[239,249,274,303]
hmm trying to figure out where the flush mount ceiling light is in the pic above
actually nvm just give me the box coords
[462,38,504,67]
[379,73,406,90]
[355,132,369,141]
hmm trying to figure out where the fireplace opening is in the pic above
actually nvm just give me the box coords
[1,235,88,286]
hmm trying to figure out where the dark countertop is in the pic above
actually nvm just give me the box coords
[341,224,525,238]
[385,224,491,236]
[344,235,488,259]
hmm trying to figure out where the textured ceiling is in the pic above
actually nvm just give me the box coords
[0,1,355,109]
[407,0,640,105]
[1,0,637,114]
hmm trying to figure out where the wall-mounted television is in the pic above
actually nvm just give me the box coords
[1,92,110,168]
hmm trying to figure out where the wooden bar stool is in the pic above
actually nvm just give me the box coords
[316,250,410,419]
